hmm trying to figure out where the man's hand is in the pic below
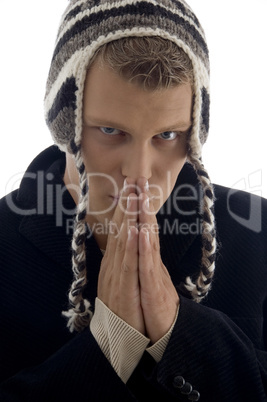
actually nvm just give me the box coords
[97,177,179,343]
[137,177,179,344]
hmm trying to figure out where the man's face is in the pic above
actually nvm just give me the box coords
[65,59,192,241]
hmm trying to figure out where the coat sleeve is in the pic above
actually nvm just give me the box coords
[0,329,138,402]
[127,296,267,402]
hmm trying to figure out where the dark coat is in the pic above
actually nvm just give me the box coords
[0,146,266,401]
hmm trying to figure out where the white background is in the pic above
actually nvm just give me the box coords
[0,0,266,198]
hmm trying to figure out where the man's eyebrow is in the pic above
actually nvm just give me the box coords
[84,116,192,133]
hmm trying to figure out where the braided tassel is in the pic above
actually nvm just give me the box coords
[62,142,93,332]
[184,156,217,302]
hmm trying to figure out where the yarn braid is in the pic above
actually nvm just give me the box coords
[62,140,93,332]
[184,156,216,302]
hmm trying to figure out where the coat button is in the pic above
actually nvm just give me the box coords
[173,376,200,401]
[173,376,185,389]
[180,382,193,395]
[188,390,201,401]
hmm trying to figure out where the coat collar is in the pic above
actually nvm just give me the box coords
[17,146,75,269]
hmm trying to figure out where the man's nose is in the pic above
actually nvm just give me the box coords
[121,143,152,182]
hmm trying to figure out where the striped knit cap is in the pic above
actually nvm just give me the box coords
[44,0,216,332]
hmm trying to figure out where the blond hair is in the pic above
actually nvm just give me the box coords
[91,36,194,91]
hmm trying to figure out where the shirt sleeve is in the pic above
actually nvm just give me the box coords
[90,297,179,383]
[146,306,179,362]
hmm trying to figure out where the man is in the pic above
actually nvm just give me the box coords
[0,1,266,401]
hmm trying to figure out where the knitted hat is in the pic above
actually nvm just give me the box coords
[44,0,216,332]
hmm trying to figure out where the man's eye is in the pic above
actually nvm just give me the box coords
[100,127,121,135]
[156,131,178,141]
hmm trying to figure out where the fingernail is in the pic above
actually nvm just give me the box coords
[128,227,133,241]
[144,197,149,211]
[144,180,149,192]
[123,178,128,191]
[143,228,149,244]
[127,195,131,209]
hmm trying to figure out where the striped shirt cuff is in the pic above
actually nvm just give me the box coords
[90,297,179,383]
[90,298,150,383]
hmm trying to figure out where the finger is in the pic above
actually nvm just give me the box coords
[100,179,137,286]
[120,226,139,304]
[101,192,139,290]
[138,193,160,255]
[113,193,138,261]
[119,226,145,334]
[136,177,149,195]
[139,226,179,343]
[138,185,157,223]
[110,177,137,227]
[120,226,139,288]
[120,226,142,311]
[138,227,158,297]
[139,193,173,284]
[139,227,152,260]
[105,178,136,254]
[137,176,156,205]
